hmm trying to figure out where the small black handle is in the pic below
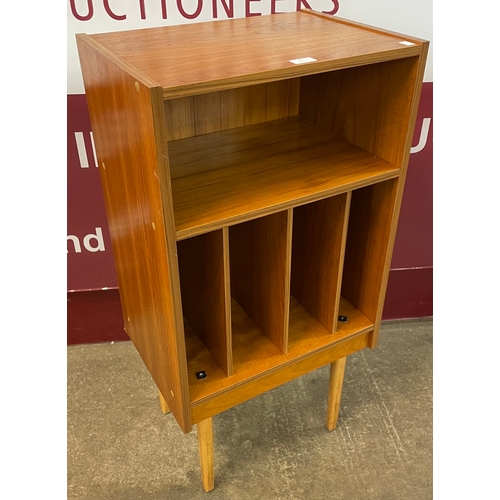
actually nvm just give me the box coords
[338,315,348,323]
[196,371,207,379]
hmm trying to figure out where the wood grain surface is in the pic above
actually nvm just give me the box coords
[191,326,371,425]
[87,10,424,98]
[326,356,347,431]
[299,57,420,166]
[76,35,192,433]
[77,12,429,433]
[185,296,373,409]
[197,418,214,492]
[342,180,399,327]
[164,80,300,141]
[169,117,399,239]
[291,194,351,333]
[229,211,292,354]
[177,229,232,376]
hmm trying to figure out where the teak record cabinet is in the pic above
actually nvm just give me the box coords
[77,10,428,491]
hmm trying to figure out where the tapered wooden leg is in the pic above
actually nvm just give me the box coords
[197,417,214,492]
[326,356,347,431]
[159,390,171,415]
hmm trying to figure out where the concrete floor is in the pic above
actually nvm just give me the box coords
[67,318,432,499]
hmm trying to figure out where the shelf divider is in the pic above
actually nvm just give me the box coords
[178,229,233,376]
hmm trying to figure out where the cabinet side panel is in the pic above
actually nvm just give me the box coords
[76,36,192,432]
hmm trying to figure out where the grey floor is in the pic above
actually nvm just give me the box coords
[68,318,432,500]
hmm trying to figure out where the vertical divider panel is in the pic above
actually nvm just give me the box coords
[341,179,399,330]
[177,230,233,376]
[229,210,292,354]
[222,227,232,370]
[291,194,351,333]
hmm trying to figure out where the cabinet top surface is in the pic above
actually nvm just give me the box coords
[81,10,426,97]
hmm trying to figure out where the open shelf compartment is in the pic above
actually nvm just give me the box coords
[169,116,399,240]
[341,178,400,338]
[290,194,351,337]
[177,229,232,376]
[229,210,292,360]
[182,194,377,406]
[167,55,420,241]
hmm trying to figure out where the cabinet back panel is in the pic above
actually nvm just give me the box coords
[164,79,300,141]
[299,57,419,166]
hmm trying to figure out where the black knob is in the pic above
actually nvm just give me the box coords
[338,315,348,322]
[196,371,207,379]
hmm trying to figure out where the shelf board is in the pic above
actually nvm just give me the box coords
[185,296,373,405]
[170,116,400,240]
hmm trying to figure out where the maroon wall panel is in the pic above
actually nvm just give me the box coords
[392,82,433,269]
[383,268,433,320]
[67,95,118,292]
[67,289,128,345]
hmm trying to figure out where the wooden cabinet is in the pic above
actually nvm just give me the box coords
[77,10,428,491]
